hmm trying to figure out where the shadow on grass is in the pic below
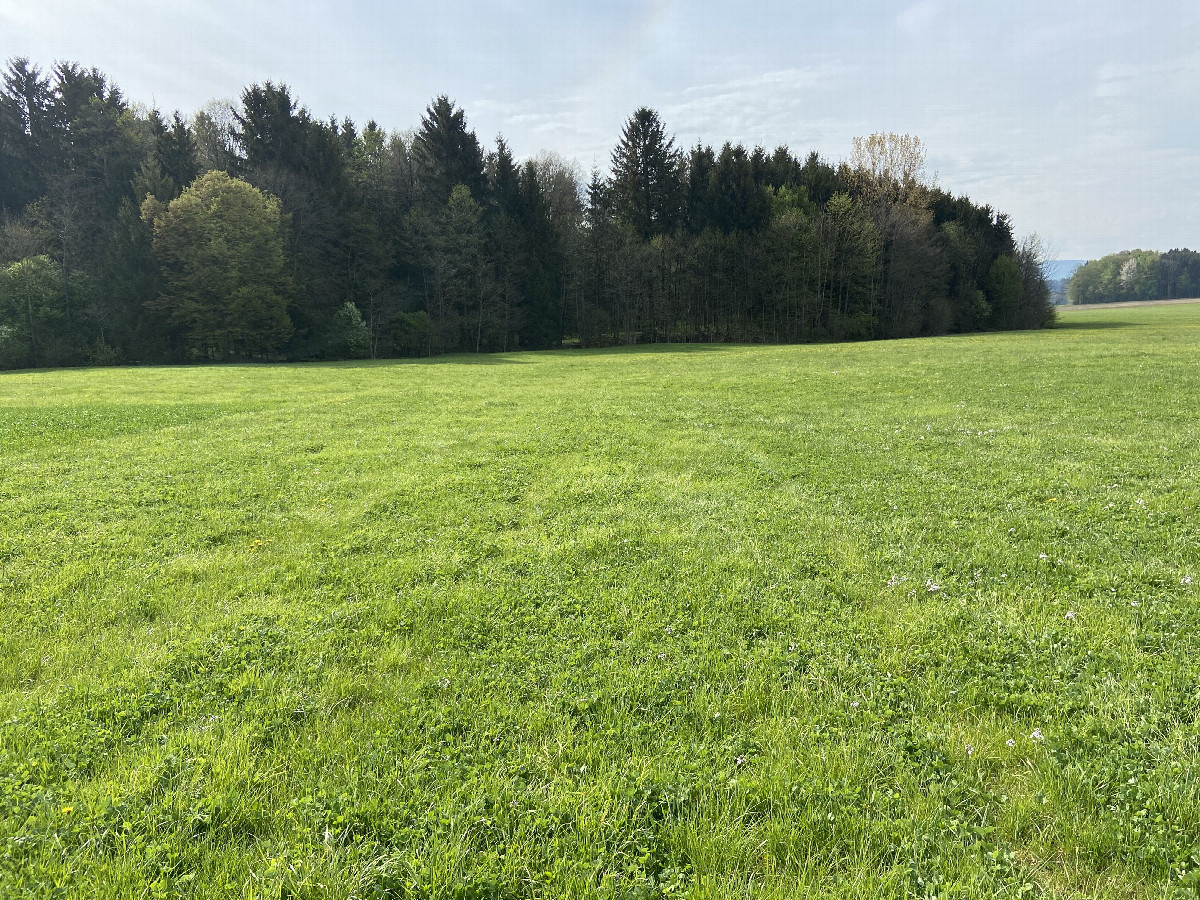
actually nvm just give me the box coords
[309,342,734,368]
[1052,319,1133,331]
[46,345,731,374]
[566,342,733,358]
[301,353,531,368]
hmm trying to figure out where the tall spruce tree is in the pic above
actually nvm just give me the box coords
[0,58,52,216]
[411,96,488,206]
[610,108,683,239]
[154,111,199,197]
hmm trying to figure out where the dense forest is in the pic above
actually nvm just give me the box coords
[1067,248,1200,305]
[0,58,1054,368]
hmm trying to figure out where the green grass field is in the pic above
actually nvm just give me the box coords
[2,304,1199,899]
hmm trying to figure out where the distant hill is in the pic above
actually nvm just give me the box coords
[1046,260,1086,304]
[1045,259,1086,281]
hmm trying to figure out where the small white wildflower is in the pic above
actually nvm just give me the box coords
[850,701,860,708]
[1030,729,1045,742]
[1065,611,1077,620]
[925,579,941,593]
[1130,601,1140,607]
[966,744,975,756]
[1006,739,1015,748]
[735,755,746,767]
[1182,576,1193,586]
[1038,553,1048,560]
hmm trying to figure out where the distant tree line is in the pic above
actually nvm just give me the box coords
[0,58,1054,368]
[1067,249,1200,305]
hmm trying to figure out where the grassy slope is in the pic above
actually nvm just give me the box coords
[1,304,1198,899]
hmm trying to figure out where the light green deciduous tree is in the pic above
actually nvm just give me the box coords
[143,171,293,359]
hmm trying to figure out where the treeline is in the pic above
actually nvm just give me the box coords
[0,58,1053,368]
[1067,249,1200,305]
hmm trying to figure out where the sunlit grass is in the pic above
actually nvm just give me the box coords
[2,303,1199,898]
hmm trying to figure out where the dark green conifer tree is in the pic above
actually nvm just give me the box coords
[610,108,683,239]
[0,58,52,215]
[411,96,488,205]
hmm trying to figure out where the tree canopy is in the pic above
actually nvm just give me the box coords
[0,56,1056,369]
[610,107,683,239]
[143,171,293,359]
[1068,249,1200,304]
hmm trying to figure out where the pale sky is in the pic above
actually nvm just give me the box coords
[2,0,1198,259]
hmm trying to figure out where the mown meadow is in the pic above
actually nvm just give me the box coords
[2,304,1199,899]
